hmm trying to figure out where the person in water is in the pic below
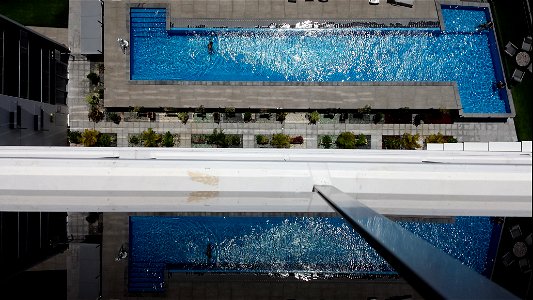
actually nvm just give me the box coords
[478,21,493,30]
[496,81,506,89]
[205,243,213,262]
[207,40,214,54]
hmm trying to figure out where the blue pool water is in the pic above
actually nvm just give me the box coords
[130,6,509,114]
[129,216,498,292]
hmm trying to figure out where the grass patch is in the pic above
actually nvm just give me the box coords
[491,1,533,141]
[0,0,68,28]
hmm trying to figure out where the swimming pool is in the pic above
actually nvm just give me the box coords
[130,6,509,114]
[128,216,499,292]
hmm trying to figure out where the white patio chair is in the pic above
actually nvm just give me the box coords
[522,36,532,52]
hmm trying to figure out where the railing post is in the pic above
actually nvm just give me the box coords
[313,185,518,300]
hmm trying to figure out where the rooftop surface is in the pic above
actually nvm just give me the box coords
[1,147,531,216]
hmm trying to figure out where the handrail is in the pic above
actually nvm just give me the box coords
[313,185,518,300]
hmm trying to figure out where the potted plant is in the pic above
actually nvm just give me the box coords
[308,111,320,124]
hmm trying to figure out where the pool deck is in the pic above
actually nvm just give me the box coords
[103,0,461,111]
[165,0,439,20]
[62,0,518,148]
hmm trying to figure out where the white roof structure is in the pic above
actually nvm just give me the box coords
[0,147,530,216]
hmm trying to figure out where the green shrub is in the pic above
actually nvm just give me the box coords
[308,111,320,124]
[270,133,290,148]
[97,134,115,147]
[276,112,288,122]
[400,133,421,150]
[85,93,100,107]
[290,136,304,144]
[86,72,100,85]
[129,135,140,145]
[224,106,235,117]
[161,131,175,147]
[207,129,227,147]
[413,114,423,126]
[373,112,384,124]
[132,106,143,114]
[256,135,269,145]
[425,133,446,144]
[321,135,332,149]
[68,130,82,144]
[88,106,105,123]
[229,135,241,146]
[141,128,161,147]
[98,88,104,99]
[383,136,402,149]
[425,133,458,144]
[355,134,368,146]
[164,107,176,113]
[244,112,252,122]
[195,105,206,113]
[357,105,372,114]
[81,129,99,147]
[108,112,121,124]
[335,132,356,149]
[178,112,189,124]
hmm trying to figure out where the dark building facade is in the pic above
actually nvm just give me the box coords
[0,212,68,280]
[0,14,69,292]
[0,14,69,146]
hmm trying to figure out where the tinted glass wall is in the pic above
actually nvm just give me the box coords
[0,15,69,105]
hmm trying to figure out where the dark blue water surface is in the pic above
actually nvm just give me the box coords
[130,216,496,274]
[130,6,509,113]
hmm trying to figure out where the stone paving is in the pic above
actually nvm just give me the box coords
[166,0,439,20]
[69,108,518,149]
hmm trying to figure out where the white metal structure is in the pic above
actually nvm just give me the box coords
[0,147,531,216]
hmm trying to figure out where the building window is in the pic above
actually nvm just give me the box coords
[42,49,49,103]
[0,30,4,94]
[19,30,28,99]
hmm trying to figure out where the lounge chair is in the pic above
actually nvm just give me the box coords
[525,233,532,246]
[504,41,518,57]
[522,36,532,52]
[510,224,522,239]
[519,258,531,273]
[387,0,414,8]
[512,69,525,83]
[502,251,515,267]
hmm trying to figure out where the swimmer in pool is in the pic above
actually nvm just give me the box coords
[208,40,214,54]
[206,243,213,262]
